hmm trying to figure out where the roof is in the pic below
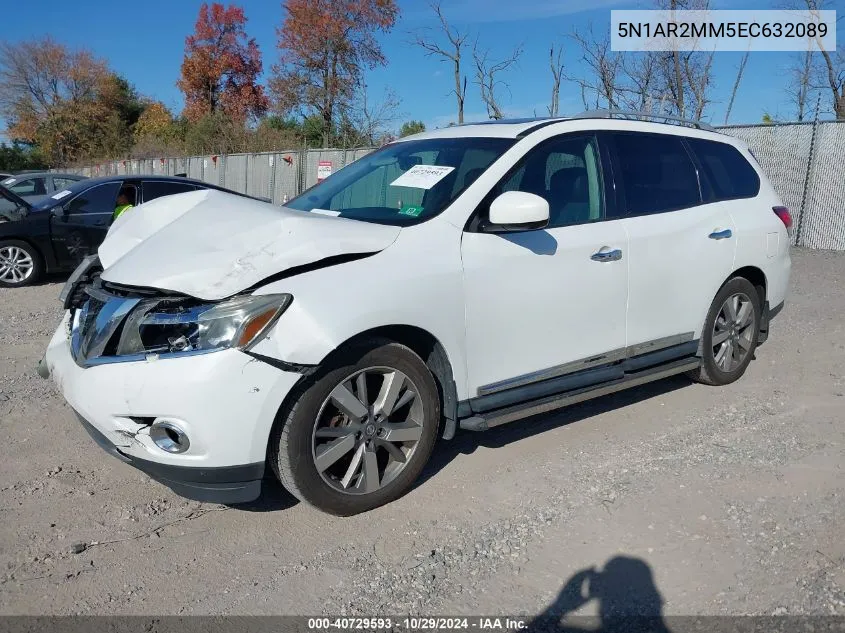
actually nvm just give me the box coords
[399,111,732,144]
[2,172,85,180]
[67,174,206,187]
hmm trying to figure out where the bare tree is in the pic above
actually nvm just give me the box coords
[650,0,714,120]
[564,25,622,110]
[724,51,750,124]
[685,50,715,120]
[548,45,564,117]
[473,41,522,120]
[787,50,814,121]
[786,0,844,119]
[619,52,664,112]
[412,3,469,124]
[340,85,401,147]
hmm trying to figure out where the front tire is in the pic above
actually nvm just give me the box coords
[269,339,440,515]
[0,239,42,288]
[688,277,761,386]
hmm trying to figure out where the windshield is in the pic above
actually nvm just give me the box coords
[286,137,515,225]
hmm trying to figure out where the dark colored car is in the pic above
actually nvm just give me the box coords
[0,175,263,288]
[1,172,87,201]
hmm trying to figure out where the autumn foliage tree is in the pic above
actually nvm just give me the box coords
[271,0,399,147]
[0,37,143,165]
[177,3,269,123]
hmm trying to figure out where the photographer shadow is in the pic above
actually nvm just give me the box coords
[529,556,672,633]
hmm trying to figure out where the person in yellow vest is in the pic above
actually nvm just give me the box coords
[113,187,135,220]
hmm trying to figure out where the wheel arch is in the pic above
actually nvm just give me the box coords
[318,325,460,440]
[728,265,767,307]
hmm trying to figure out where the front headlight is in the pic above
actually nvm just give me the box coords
[115,293,291,357]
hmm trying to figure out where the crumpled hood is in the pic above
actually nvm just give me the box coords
[99,189,401,300]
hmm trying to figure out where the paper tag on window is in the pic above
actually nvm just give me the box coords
[52,190,72,200]
[310,208,341,217]
[2,178,15,185]
[390,165,454,190]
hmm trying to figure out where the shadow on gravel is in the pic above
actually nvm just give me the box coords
[419,375,691,489]
[528,555,670,632]
[230,373,690,513]
[229,476,300,512]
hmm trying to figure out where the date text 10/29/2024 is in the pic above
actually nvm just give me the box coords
[307,617,531,631]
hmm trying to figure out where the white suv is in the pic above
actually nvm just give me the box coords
[41,112,792,515]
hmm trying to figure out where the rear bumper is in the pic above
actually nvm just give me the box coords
[74,410,264,504]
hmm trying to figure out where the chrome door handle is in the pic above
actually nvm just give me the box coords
[591,248,623,262]
[709,229,732,240]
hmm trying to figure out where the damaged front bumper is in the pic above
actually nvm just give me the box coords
[73,410,265,503]
[42,313,303,504]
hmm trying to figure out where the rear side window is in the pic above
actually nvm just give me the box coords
[611,132,701,215]
[66,182,121,215]
[9,177,47,196]
[686,138,760,201]
[143,181,196,203]
[53,177,81,190]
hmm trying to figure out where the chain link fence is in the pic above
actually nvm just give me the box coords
[721,121,845,250]
[56,121,845,250]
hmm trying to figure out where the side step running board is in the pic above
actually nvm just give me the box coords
[460,358,701,432]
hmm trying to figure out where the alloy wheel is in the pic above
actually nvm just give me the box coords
[712,292,755,372]
[312,366,424,495]
[0,246,34,285]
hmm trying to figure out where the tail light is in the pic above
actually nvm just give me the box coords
[773,206,792,235]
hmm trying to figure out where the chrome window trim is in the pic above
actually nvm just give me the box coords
[477,332,695,396]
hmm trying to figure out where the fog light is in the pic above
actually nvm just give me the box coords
[149,420,190,454]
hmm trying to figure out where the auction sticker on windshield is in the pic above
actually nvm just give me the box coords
[390,165,454,190]
[398,205,424,217]
[2,178,15,185]
[51,190,72,200]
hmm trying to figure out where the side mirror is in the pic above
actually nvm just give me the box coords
[486,191,550,232]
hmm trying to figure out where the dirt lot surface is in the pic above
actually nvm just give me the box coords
[0,249,843,619]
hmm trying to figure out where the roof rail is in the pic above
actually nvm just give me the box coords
[572,109,717,132]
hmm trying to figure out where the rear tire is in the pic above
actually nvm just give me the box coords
[688,277,761,386]
[269,338,440,516]
[0,239,42,288]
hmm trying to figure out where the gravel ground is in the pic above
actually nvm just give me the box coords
[0,249,843,619]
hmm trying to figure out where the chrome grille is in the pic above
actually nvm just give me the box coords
[70,287,140,367]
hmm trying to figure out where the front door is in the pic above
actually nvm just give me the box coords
[461,134,628,400]
[50,181,121,267]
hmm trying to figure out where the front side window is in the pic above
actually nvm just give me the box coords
[686,138,760,201]
[143,181,196,203]
[66,182,122,215]
[611,132,701,215]
[286,137,515,225]
[480,135,604,229]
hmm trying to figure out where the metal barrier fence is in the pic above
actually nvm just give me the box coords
[57,121,845,250]
[58,148,376,207]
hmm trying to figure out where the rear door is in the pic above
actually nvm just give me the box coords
[607,131,736,350]
[50,182,121,267]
